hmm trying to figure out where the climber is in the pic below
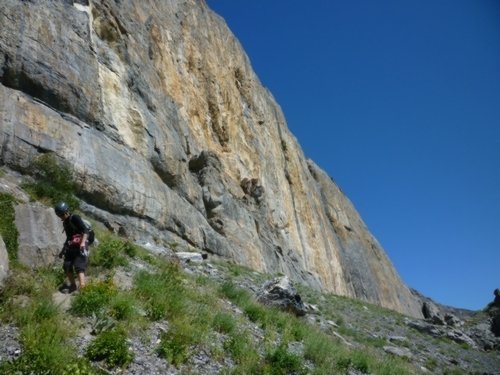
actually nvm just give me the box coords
[55,201,90,293]
[486,288,500,310]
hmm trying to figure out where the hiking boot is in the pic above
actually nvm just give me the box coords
[59,284,77,294]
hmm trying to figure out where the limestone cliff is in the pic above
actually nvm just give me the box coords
[0,0,422,317]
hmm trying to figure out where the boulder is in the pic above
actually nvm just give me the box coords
[444,313,463,327]
[0,236,9,287]
[175,252,208,263]
[256,276,306,316]
[14,203,66,268]
[422,301,445,325]
[383,345,412,359]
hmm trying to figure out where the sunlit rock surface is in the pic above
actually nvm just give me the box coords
[0,0,422,317]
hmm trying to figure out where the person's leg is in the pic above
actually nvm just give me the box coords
[61,250,78,293]
[74,251,88,289]
[77,272,86,289]
[60,267,77,293]
[66,270,76,286]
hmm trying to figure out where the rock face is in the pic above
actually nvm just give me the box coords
[14,203,66,268]
[0,0,422,317]
[0,236,8,287]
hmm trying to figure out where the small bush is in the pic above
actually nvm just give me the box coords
[71,281,117,317]
[134,265,186,321]
[109,292,137,321]
[0,193,19,260]
[23,153,79,209]
[224,329,258,365]
[303,328,338,371]
[279,316,307,343]
[123,241,139,258]
[212,312,237,334]
[264,344,305,375]
[86,328,133,368]
[244,302,269,325]
[91,237,129,269]
[349,350,370,373]
[62,359,104,375]
[157,318,199,366]
[219,281,251,306]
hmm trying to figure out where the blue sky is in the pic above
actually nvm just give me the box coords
[207,0,500,311]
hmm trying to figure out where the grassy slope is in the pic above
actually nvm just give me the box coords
[1,228,498,374]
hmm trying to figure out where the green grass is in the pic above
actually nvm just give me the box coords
[264,344,306,375]
[0,192,19,260]
[157,316,202,366]
[22,153,79,210]
[223,329,259,366]
[90,235,130,269]
[86,327,134,368]
[70,280,117,317]
[0,268,101,374]
[109,292,138,321]
[0,227,422,374]
[133,264,187,321]
[212,312,237,334]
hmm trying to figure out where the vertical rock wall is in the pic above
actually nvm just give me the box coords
[0,0,422,317]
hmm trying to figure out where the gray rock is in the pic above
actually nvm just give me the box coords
[383,345,413,359]
[175,252,207,263]
[257,276,306,316]
[0,324,21,363]
[422,301,445,325]
[14,203,66,268]
[0,236,8,288]
[467,311,500,351]
[445,313,463,327]
[0,169,30,203]
[407,319,478,349]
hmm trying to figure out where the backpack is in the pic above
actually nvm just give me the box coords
[70,214,95,245]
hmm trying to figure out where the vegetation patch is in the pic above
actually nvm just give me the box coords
[23,153,79,210]
[0,193,19,260]
[0,268,100,374]
[86,327,134,368]
[157,317,201,366]
[71,280,117,317]
[90,235,131,269]
[134,264,187,321]
[264,344,305,375]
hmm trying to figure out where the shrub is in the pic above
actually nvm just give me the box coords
[224,329,258,365]
[264,344,305,375]
[71,280,117,317]
[212,312,237,334]
[244,302,269,325]
[303,328,338,371]
[133,265,186,321]
[157,317,199,366]
[91,237,129,269]
[23,153,79,209]
[0,193,19,260]
[86,328,133,368]
[109,292,137,321]
[122,241,139,258]
[219,281,251,306]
